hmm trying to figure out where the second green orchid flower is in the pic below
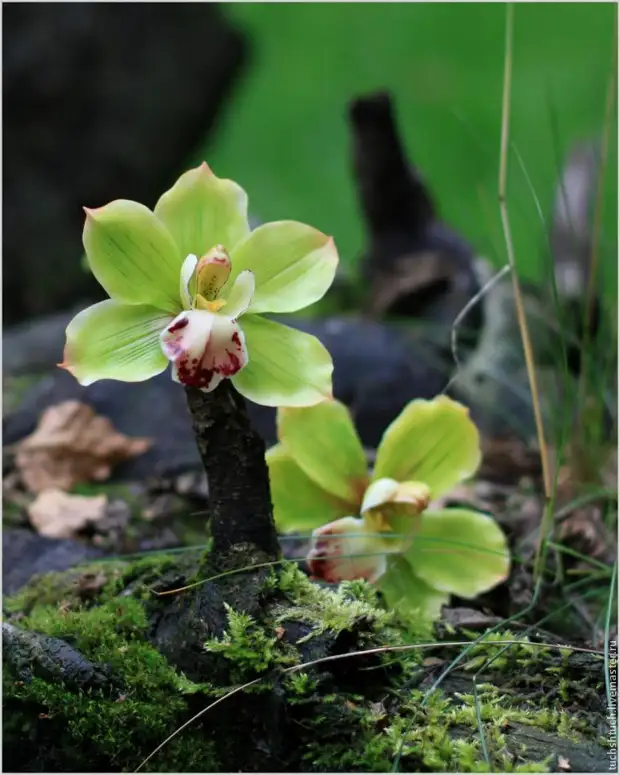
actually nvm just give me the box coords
[267,396,511,617]
[61,163,338,407]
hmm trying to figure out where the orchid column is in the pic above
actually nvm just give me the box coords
[60,163,339,559]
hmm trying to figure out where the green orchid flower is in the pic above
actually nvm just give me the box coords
[60,163,338,406]
[266,396,511,617]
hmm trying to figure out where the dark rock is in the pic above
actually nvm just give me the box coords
[3,3,247,324]
[3,314,452,479]
[1,305,85,376]
[3,528,105,595]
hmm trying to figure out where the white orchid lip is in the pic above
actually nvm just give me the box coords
[160,247,254,392]
[306,516,387,584]
[161,310,248,391]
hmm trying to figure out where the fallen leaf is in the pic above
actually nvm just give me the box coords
[442,607,501,631]
[422,657,445,667]
[557,503,615,565]
[27,488,108,539]
[552,445,617,566]
[76,571,110,599]
[16,401,151,493]
[478,436,542,483]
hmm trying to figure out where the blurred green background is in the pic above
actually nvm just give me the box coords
[196,3,617,284]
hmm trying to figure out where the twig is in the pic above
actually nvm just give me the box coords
[498,4,552,501]
[447,262,511,378]
[135,637,603,772]
[498,5,556,584]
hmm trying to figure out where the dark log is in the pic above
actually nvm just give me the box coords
[3,549,612,773]
[348,90,482,348]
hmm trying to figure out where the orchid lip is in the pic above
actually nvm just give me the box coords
[160,309,249,392]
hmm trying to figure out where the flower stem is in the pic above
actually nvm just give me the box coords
[184,382,280,560]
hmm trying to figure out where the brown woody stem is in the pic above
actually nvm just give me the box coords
[184,382,280,560]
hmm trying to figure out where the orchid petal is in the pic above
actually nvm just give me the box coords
[276,399,368,505]
[161,310,247,391]
[378,556,449,619]
[230,221,338,314]
[154,163,250,261]
[83,200,181,312]
[180,254,198,310]
[222,270,255,319]
[195,246,232,301]
[307,516,387,584]
[373,396,481,499]
[361,478,430,542]
[266,444,353,533]
[231,315,333,407]
[361,478,430,515]
[404,508,511,597]
[60,300,172,385]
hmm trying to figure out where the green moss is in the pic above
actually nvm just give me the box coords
[4,552,183,618]
[4,557,606,773]
[276,566,391,635]
[4,594,218,772]
[205,603,298,681]
[4,560,130,615]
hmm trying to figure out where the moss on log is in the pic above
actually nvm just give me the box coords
[3,548,611,773]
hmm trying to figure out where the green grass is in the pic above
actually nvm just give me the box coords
[196,3,617,281]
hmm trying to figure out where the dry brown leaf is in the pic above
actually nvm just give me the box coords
[16,401,152,493]
[76,571,110,599]
[557,755,571,772]
[557,503,615,565]
[552,444,617,565]
[478,436,542,483]
[27,488,108,539]
[441,607,501,631]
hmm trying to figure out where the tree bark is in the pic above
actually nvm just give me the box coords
[184,382,280,561]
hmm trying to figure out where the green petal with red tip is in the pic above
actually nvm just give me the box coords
[83,200,182,312]
[231,314,333,408]
[266,444,353,534]
[61,300,172,385]
[378,555,449,619]
[373,396,482,499]
[154,163,250,261]
[404,508,511,598]
[276,399,368,505]
[230,221,339,314]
